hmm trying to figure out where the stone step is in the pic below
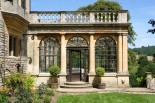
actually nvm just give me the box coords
[60,85,92,88]
[60,81,92,89]
[65,81,90,85]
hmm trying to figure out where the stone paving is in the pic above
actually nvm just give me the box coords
[57,88,155,94]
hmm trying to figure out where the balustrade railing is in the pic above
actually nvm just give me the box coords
[30,11,128,24]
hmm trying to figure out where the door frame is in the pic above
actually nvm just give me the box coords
[67,47,89,82]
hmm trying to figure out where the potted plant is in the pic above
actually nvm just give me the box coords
[95,67,106,89]
[48,65,60,88]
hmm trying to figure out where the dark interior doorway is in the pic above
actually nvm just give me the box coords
[67,48,88,82]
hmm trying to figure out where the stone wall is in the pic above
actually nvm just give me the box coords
[0,11,28,87]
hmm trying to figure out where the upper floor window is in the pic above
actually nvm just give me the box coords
[21,0,26,9]
[6,0,13,4]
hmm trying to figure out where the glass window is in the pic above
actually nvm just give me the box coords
[95,36,117,72]
[21,0,26,9]
[9,36,17,56]
[67,36,88,47]
[39,37,60,72]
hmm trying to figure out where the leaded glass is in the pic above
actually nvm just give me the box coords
[67,36,88,47]
[95,36,117,72]
[39,37,60,72]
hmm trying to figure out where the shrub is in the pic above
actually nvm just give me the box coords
[5,73,35,90]
[34,83,54,103]
[37,83,55,97]
[23,74,35,89]
[129,73,138,87]
[48,65,60,76]
[96,67,105,77]
[37,83,48,96]
[5,73,35,102]
[14,86,33,103]
[0,93,9,103]
[43,96,51,103]
[46,88,55,96]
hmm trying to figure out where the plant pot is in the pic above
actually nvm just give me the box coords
[97,83,106,89]
[49,83,58,89]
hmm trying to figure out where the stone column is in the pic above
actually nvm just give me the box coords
[122,34,128,74]
[25,0,30,13]
[59,34,67,86]
[117,34,123,73]
[117,33,129,87]
[18,0,21,6]
[60,34,66,74]
[88,34,95,85]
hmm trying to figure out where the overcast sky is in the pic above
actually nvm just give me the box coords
[31,0,155,48]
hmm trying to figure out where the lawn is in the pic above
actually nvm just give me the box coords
[56,92,155,103]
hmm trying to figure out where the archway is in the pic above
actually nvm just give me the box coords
[95,36,117,72]
[39,36,60,72]
[66,36,89,82]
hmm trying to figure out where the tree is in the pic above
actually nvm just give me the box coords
[78,0,137,46]
[148,19,155,34]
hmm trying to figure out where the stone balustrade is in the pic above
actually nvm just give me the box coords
[30,11,128,24]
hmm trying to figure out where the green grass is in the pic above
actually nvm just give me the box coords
[57,92,155,103]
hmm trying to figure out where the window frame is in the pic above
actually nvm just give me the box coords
[95,36,117,73]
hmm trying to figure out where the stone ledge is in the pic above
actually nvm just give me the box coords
[116,73,130,77]
[38,73,51,77]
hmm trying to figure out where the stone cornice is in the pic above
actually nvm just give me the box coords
[28,23,129,34]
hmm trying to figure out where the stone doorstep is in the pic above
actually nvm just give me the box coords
[60,85,93,88]
[60,81,92,88]
[65,81,90,85]
[57,88,155,93]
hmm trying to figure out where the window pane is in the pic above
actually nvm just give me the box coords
[9,36,12,56]
[95,36,117,73]
[13,37,16,56]
[39,37,60,72]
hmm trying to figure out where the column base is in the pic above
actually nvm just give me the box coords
[58,73,67,87]
[116,73,130,88]
[88,73,95,85]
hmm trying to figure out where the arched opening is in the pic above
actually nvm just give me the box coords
[39,36,60,72]
[95,36,117,72]
[66,36,89,82]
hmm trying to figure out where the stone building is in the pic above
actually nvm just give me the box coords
[0,0,130,87]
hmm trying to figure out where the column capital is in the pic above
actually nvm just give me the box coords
[122,33,128,36]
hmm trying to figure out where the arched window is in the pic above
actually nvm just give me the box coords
[67,36,88,47]
[39,37,60,72]
[95,36,117,72]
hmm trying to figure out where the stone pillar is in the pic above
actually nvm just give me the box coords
[117,33,129,87]
[61,12,66,23]
[18,0,21,6]
[25,0,30,13]
[59,34,67,86]
[146,72,152,89]
[88,34,95,85]
[117,34,123,73]
[122,34,128,74]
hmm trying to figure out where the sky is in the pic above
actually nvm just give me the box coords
[31,0,155,48]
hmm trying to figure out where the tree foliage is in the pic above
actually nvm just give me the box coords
[132,46,155,56]
[128,50,155,87]
[148,19,155,34]
[78,0,137,45]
